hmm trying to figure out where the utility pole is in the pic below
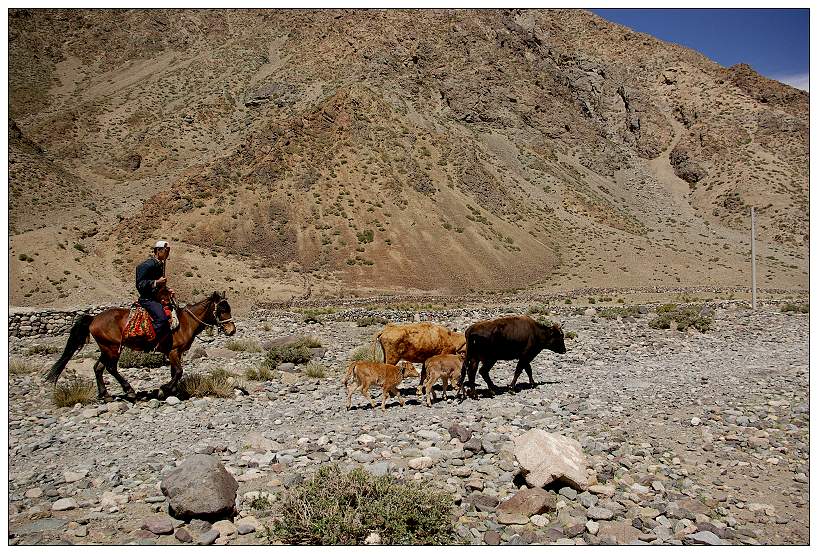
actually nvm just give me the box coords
[751,207,757,310]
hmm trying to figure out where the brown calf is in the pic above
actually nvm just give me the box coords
[343,360,419,411]
[422,353,464,407]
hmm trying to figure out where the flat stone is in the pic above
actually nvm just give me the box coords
[497,511,530,525]
[408,456,434,470]
[497,488,556,517]
[197,528,220,545]
[142,516,174,535]
[165,396,181,405]
[212,520,238,538]
[174,528,193,543]
[597,521,641,545]
[18,518,67,534]
[52,498,79,511]
[587,506,614,520]
[484,530,501,545]
[688,531,725,546]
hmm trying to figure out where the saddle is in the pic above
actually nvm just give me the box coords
[123,303,157,342]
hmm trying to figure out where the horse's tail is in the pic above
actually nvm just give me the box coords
[45,314,93,384]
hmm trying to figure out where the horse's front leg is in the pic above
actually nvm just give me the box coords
[161,350,184,397]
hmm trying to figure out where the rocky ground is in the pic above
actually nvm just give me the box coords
[7,301,809,545]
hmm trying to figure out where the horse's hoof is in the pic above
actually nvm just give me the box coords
[99,395,114,404]
[124,392,137,402]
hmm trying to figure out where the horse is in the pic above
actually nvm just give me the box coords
[45,291,236,401]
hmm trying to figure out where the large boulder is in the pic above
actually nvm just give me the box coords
[160,455,238,522]
[513,429,589,490]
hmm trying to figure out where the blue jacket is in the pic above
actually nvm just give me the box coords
[135,257,164,299]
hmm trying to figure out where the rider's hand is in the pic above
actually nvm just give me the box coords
[156,277,167,288]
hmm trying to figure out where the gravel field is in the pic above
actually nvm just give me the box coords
[7,302,809,545]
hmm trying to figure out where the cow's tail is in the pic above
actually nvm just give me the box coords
[374,332,386,363]
[342,361,357,386]
[45,314,93,384]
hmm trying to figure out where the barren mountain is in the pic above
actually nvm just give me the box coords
[8,8,809,310]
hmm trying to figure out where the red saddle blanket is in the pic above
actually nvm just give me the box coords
[123,304,156,342]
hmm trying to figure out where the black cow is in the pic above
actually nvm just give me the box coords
[457,315,566,399]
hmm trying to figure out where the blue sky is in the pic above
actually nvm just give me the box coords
[592,9,809,91]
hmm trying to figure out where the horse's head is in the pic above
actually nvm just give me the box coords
[211,291,236,336]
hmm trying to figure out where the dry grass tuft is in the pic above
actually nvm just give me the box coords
[53,377,96,407]
[180,368,244,398]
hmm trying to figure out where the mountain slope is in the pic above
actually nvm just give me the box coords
[9,9,808,309]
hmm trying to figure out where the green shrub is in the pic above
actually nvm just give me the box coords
[179,368,241,398]
[565,330,578,340]
[53,377,96,407]
[357,316,389,327]
[564,298,572,305]
[267,465,457,545]
[304,362,327,378]
[10,358,38,375]
[118,349,166,368]
[526,305,549,315]
[588,297,596,304]
[656,303,677,313]
[226,338,262,352]
[781,303,809,314]
[356,229,374,244]
[649,305,712,332]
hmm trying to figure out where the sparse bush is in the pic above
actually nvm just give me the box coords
[26,344,62,356]
[265,343,313,369]
[248,492,275,512]
[179,368,241,398]
[245,365,274,381]
[267,465,457,545]
[649,305,712,332]
[588,297,596,304]
[53,377,96,407]
[349,345,376,362]
[226,339,262,352]
[565,330,578,340]
[118,349,166,368]
[564,298,572,305]
[357,316,389,327]
[781,303,809,314]
[304,362,327,378]
[356,229,374,244]
[597,306,640,319]
[526,305,549,315]
[656,303,677,313]
[10,358,38,375]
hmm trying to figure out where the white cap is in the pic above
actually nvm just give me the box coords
[154,240,170,249]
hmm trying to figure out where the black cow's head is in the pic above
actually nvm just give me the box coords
[546,322,567,354]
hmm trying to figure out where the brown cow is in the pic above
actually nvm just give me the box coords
[343,360,419,411]
[422,353,464,407]
[457,315,566,400]
[375,322,466,395]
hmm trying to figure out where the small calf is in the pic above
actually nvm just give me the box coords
[343,360,419,411]
[422,353,464,407]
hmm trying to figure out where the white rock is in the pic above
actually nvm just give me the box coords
[52,498,79,511]
[691,417,701,426]
[513,429,589,490]
[408,456,435,470]
[165,396,181,405]
[365,532,382,545]
[357,434,376,445]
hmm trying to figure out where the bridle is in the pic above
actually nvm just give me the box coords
[184,298,234,333]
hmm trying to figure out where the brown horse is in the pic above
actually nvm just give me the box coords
[45,291,236,401]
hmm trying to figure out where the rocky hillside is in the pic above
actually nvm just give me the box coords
[9,9,809,309]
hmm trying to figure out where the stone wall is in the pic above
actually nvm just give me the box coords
[8,306,127,338]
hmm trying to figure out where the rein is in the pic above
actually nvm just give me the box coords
[184,299,234,332]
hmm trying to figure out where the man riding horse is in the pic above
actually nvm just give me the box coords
[136,240,174,348]
[46,240,237,401]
